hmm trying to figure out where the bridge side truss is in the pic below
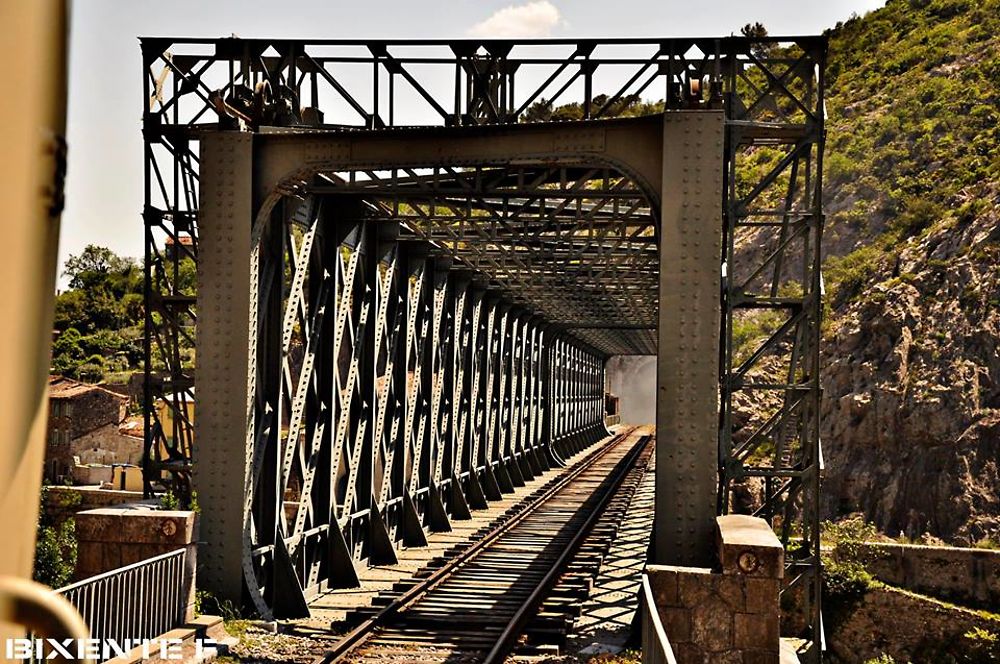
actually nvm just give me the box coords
[226,191,608,615]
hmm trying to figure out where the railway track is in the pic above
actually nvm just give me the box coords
[318,427,652,664]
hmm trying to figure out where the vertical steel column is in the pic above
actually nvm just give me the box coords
[566,344,575,440]
[577,347,583,437]
[193,132,254,604]
[513,315,538,478]
[552,339,563,447]
[565,341,573,443]
[475,295,503,500]
[464,284,485,502]
[490,303,516,492]
[525,322,541,457]
[329,217,372,574]
[590,355,604,429]
[563,341,570,444]
[598,350,610,435]
[539,327,553,456]
[494,305,514,482]
[717,40,827,660]
[577,348,584,437]
[276,197,339,608]
[401,246,432,546]
[585,350,594,434]
[320,208,365,592]
[568,342,577,448]
[654,111,725,567]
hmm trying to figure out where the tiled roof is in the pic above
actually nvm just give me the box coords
[48,375,127,401]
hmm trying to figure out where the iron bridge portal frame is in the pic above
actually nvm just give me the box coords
[140,35,826,659]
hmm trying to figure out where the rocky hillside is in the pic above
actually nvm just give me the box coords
[817,0,1000,543]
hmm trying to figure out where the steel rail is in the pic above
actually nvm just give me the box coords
[483,432,651,663]
[318,426,646,663]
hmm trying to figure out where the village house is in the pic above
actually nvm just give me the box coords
[45,375,142,483]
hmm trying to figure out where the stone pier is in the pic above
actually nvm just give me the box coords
[644,514,792,663]
[74,507,198,621]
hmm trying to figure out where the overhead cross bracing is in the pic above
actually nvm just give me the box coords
[301,163,658,355]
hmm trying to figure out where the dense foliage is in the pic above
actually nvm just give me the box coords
[821,0,1000,305]
[822,517,882,605]
[52,245,144,381]
[33,489,78,588]
[521,93,665,122]
[52,245,195,383]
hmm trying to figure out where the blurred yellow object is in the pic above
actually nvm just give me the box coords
[111,465,145,493]
[0,1,89,660]
[155,395,195,444]
[0,577,90,660]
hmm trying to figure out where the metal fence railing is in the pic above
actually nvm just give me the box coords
[56,548,188,650]
[641,573,678,664]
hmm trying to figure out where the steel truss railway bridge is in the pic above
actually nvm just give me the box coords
[139,35,826,660]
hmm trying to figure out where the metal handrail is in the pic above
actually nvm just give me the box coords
[641,573,678,664]
[56,549,182,594]
[55,548,188,651]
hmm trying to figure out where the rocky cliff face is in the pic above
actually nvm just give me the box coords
[821,188,1000,543]
[733,0,1000,544]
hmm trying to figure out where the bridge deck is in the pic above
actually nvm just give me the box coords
[300,426,648,628]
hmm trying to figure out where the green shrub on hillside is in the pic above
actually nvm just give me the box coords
[822,517,882,604]
[961,628,1000,663]
[820,0,1000,303]
[864,655,900,664]
[52,244,195,382]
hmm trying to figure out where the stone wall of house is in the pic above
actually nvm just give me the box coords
[71,423,143,466]
[48,387,125,440]
[45,423,141,483]
[46,383,130,481]
[857,541,1000,610]
[825,585,1000,663]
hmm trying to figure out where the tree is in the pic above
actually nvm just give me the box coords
[33,489,78,588]
[52,246,147,382]
[741,22,769,40]
[522,93,662,123]
[522,98,554,122]
[740,22,773,59]
[63,244,137,290]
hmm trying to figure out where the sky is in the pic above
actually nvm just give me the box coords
[60,0,885,284]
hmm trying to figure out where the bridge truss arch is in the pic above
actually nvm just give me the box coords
[226,139,662,615]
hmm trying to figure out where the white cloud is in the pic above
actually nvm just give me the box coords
[467,1,561,38]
